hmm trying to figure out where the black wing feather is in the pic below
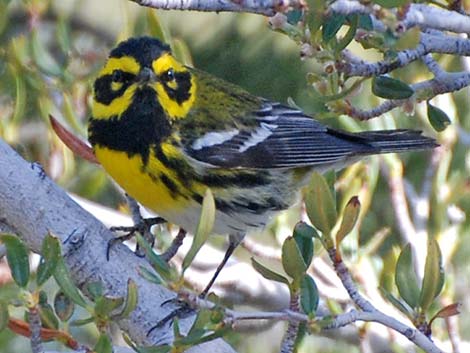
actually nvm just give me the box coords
[185,102,435,169]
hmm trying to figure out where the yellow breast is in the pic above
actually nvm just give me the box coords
[94,146,192,214]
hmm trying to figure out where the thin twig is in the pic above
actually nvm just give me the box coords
[339,33,470,77]
[280,293,300,353]
[347,70,470,120]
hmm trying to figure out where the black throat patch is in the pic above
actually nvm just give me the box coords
[88,87,171,165]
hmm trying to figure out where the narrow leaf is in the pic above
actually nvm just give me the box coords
[395,244,420,309]
[53,258,87,308]
[427,101,451,132]
[138,266,163,284]
[94,333,113,353]
[38,303,59,329]
[282,237,307,285]
[37,233,61,287]
[419,239,444,311]
[135,235,171,280]
[251,258,289,285]
[305,172,337,234]
[336,196,361,246]
[300,275,319,315]
[182,189,215,272]
[322,15,346,42]
[116,279,138,319]
[379,287,413,319]
[31,29,63,77]
[372,75,414,99]
[1,234,30,288]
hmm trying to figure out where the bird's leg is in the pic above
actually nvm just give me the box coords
[148,234,244,332]
[199,234,243,298]
[160,228,187,262]
[107,194,165,259]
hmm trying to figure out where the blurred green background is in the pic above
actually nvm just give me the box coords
[0,0,469,352]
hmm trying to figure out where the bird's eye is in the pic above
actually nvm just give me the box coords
[111,70,123,82]
[165,69,175,81]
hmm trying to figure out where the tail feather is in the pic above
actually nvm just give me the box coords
[356,129,438,154]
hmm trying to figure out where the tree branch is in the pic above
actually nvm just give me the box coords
[129,0,304,16]
[0,138,237,353]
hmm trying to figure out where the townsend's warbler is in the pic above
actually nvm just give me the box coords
[88,37,435,290]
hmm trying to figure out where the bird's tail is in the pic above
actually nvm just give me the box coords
[356,129,438,154]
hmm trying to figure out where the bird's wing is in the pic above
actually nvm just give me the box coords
[183,102,373,169]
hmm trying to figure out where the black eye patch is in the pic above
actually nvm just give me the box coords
[111,70,135,83]
[160,68,175,82]
[94,72,135,105]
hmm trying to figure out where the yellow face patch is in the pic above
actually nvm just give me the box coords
[99,56,140,76]
[92,56,141,119]
[92,84,137,119]
[151,53,197,120]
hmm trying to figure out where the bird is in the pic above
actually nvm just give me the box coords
[88,36,436,296]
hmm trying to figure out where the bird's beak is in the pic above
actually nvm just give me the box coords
[137,67,157,84]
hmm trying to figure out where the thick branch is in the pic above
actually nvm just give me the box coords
[0,139,236,353]
[330,0,470,34]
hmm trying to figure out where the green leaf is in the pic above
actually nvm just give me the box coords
[427,101,451,132]
[419,239,444,311]
[70,316,94,326]
[87,281,104,300]
[53,257,87,308]
[94,333,113,353]
[135,235,171,280]
[146,9,167,42]
[305,172,337,234]
[30,29,63,77]
[282,237,307,285]
[358,14,373,31]
[336,15,358,52]
[322,15,346,42]
[53,291,75,322]
[300,275,319,315]
[293,222,315,268]
[37,233,61,287]
[138,266,163,285]
[395,244,420,309]
[372,75,414,99]
[171,38,193,66]
[251,258,289,285]
[0,302,9,332]
[38,302,59,329]
[115,279,138,319]
[95,296,124,318]
[335,196,361,246]
[379,287,413,319]
[373,0,409,8]
[1,234,30,288]
[136,346,172,353]
[12,72,26,123]
[182,189,215,273]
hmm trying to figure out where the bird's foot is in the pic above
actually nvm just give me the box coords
[107,217,166,260]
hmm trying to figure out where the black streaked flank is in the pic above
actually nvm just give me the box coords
[159,173,179,199]
[110,37,170,68]
[89,87,171,164]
